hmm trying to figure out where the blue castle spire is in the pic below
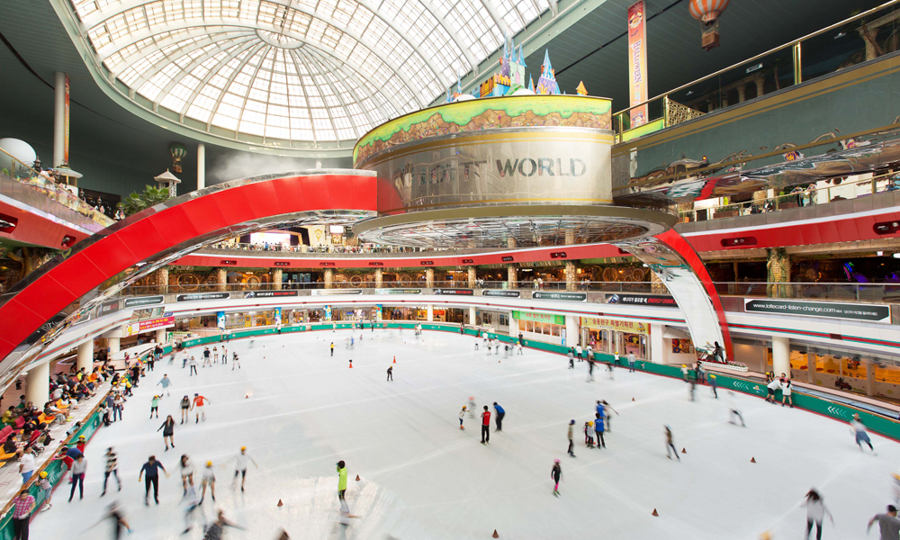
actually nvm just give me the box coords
[541,49,553,78]
[518,44,526,67]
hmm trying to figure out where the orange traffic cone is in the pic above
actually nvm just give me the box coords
[632,397,635,401]
[750,457,756,463]
[651,509,659,517]
[393,356,396,364]
[492,530,500,538]
[681,448,686,454]
[349,360,353,369]
[355,475,361,481]
[277,499,283,507]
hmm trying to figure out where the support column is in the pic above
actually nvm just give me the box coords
[76,340,93,372]
[507,265,517,289]
[866,359,876,397]
[156,267,169,294]
[565,261,576,292]
[156,328,166,345]
[565,229,575,245]
[469,306,476,325]
[650,271,666,294]
[25,362,49,406]
[324,269,333,289]
[564,315,579,348]
[467,267,476,288]
[425,268,434,289]
[807,349,816,384]
[754,77,765,98]
[507,237,517,249]
[272,268,283,290]
[427,305,434,322]
[737,85,747,103]
[649,324,665,364]
[197,143,206,190]
[766,248,791,298]
[108,337,120,355]
[374,268,383,288]
[53,72,67,168]
[772,336,791,378]
[216,268,227,292]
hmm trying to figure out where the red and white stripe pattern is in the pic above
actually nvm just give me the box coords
[689,0,730,23]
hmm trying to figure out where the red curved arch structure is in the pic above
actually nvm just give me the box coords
[0,171,379,365]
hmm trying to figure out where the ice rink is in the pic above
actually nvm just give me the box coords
[31,329,900,539]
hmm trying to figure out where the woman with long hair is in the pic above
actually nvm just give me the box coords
[802,489,833,540]
[157,415,175,450]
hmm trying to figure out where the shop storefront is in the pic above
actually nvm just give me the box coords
[581,317,650,359]
[512,310,566,345]
[476,309,510,333]
[383,307,429,321]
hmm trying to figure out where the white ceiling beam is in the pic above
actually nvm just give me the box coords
[301,45,399,121]
[203,42,267,131]
[177,40,261,117]
[301,50,362,142]
[135,34,257,92]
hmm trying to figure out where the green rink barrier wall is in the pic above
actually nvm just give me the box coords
[176,322,900,441]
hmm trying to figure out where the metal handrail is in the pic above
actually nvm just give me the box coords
[612,0,900,119]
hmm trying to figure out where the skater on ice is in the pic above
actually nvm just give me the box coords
[665,425,680,461]
[551,459,562,497]
[801,489,833,540]
[480,406,491,444]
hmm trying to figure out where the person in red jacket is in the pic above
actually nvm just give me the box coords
[480,406,491,444]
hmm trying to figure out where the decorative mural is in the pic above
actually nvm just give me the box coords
[354,96,612,166]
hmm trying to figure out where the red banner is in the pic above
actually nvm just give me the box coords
[627,1,648,128]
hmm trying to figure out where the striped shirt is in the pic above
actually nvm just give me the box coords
[106,452,118,472]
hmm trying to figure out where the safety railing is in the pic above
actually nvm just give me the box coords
[207,242,445,254]
[112,280,900,304]
[613,1,900,138]
[678,172,900,222]
[0,147,114,228]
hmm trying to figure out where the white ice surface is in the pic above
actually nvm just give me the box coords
[30,329,900,540]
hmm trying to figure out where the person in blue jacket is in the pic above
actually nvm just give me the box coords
[492,402,505,432]
[594,406,606,448]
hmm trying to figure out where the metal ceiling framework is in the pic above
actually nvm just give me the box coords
[63,0,557,149]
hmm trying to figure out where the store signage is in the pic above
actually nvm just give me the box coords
[98,299,121,315]
[512,310,565,325]
[375,288,422,295]
[243,290,299,299]
[502,256,514,262]
[124,295,164,308]
[627,0,649,128]
[607,294,676,307]
[273,262,290,267]
[483,290,520,298]
[125,315,175,336]
[582,316,650,335]
[743,299,891,323]
[433,289,474,296]
[495,158,586,178]
[176,292,230,302]
[532,291,587,302]
[220,260,237,265]
[310,289,362,295]
[462,259,474,264]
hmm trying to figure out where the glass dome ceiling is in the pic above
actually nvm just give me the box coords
[68,0,555,150]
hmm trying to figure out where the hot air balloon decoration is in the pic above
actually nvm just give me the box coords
[689,0,730,51]
[169,142,187,173]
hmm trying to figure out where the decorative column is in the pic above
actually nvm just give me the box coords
[53,73,67,168]
[649,324,665,364]
[467,267,476,288]
[737,85,747,103]
[427,304,434,322]
[564,315,579,348]
[76,340,93,372]
[650,271,666,294]
[772,336,791,378]
[25,362,49,406]
[216,268,227,292]
[565,230,575,246]
[374,268,383,288]
[156,328,166,345]
[469,306,476,325]
[507,237,517,249]
[754,77,765,98]
[766,248,791,298]
[807,349,816,384]
[565,261,577,292]
[197,143,206,190]
[155,267,169,294]
[272,268,283,290]
[324,268,333,289]
[107,337,120,354]
[507,265,517,289]
[425,268,434,289]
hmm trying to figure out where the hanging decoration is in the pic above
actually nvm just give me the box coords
[689,0,730,51]
[169,142,187,173]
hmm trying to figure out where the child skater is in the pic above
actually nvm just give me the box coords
[459,406,466,430]
[584,421,595,448]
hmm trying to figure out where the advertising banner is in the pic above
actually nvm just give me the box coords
[482,290,521,298]
[124,296,164,308]
[126,315,175,336]
[243,290,299,299]
[274,307,282,325]
[433,289,474,296]
[98,299,120,316]
[375,289,422,295]
[627,1,649,128]
[64,74,70,163]
[532,291,587,302]
[216,311,225,330]
[176,292,230,302]
[607,293,677,307]
[582,316,650,335]
[743,299,891,323]
[512,310,565,325]
[311,289,363,296]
